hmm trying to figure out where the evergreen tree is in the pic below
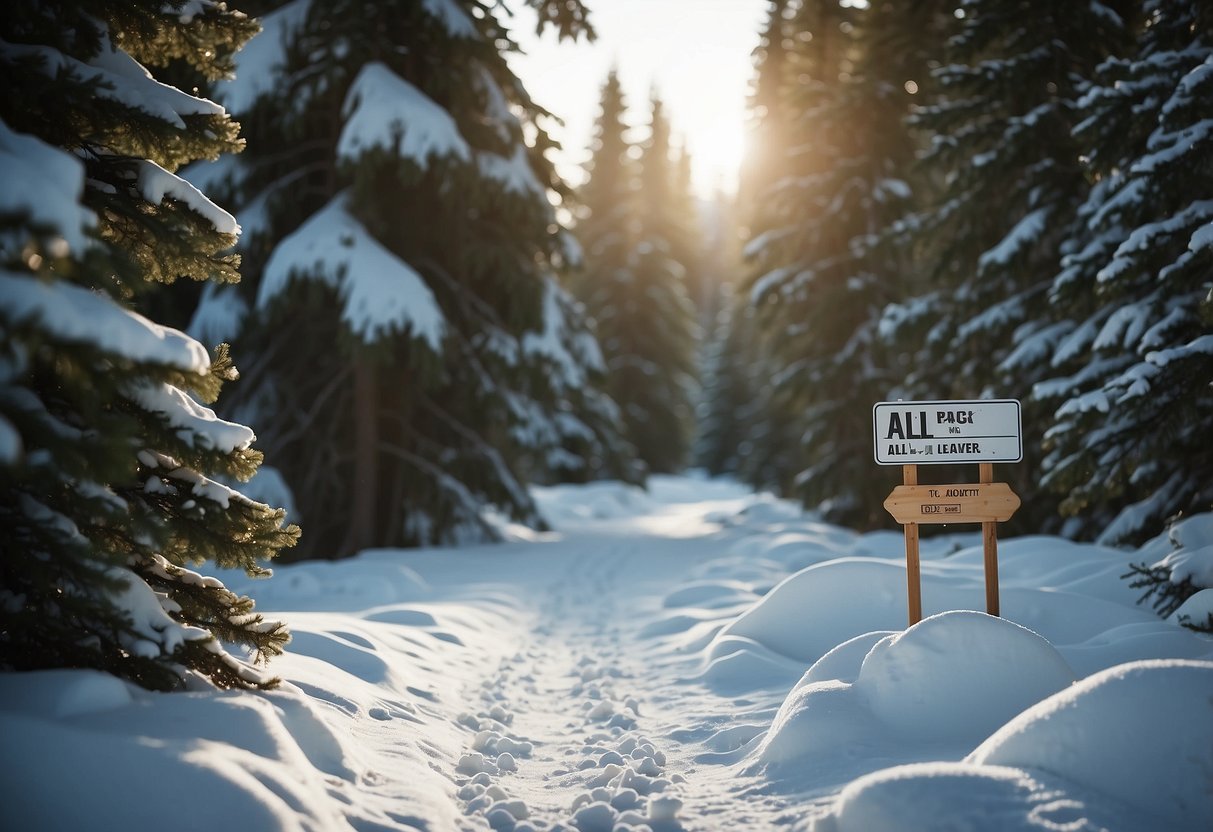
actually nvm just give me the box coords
[706,0,801,489]
[695,294,760,477]
[741,0,925,524]
[190,0,633,557]
[1039,0,1213,543]
[627,95,700,472]
[574,78,699,475]
[0,0,298,691]
[889,0,1131,531]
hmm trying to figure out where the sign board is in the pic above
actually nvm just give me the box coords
[883,482,1021,525]
[873,399,1022,465]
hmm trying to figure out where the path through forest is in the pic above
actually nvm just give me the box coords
[430,479,806,831]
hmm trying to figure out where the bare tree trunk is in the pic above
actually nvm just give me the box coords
[339,357,378,557]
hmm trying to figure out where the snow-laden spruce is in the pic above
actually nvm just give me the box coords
[0,1,297,690]
[190,0,635,558]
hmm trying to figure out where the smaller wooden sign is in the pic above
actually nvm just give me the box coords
[883,482,1021,525]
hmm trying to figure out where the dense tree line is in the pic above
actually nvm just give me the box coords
[573,72,702,474]
[705,0,1212,545]
[186,0,639,559]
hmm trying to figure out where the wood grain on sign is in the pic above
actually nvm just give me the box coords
[883,482,1021,525]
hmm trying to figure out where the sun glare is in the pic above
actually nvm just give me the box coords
[685,121,748,198]
[508,0,768,200]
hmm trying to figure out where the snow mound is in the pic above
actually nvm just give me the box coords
[858,612,1075,743]
[811,761,1139,832]
[753,612,1075,769]
[707,558,954,669]
[220,555,429,612]
[532,481,655,526]
[969,659,1213,829]
[707,552,1167,681]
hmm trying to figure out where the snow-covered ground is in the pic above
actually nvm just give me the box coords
[3,475,1211,831]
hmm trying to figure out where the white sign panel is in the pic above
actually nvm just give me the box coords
[873,399,1022,465]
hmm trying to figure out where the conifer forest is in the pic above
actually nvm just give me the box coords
[1,0,1211,714]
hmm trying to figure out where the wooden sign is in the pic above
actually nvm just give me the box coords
[873,399,1022,465]
[883,482,1020,525]
[874,399,1024,626]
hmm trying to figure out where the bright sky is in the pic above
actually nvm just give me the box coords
[507,0,769,198]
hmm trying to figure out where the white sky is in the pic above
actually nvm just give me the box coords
[506,0,769,197]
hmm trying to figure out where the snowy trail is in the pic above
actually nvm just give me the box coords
[386,487,771,831]
[433,486,848,832]
[4,476,1212,832]
[448,519,723,830]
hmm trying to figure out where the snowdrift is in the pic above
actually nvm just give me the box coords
[1,476,1211,830]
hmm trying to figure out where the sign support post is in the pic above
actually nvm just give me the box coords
[873,400,1022,626]
[980,462,998,617]
[903,464,921,625]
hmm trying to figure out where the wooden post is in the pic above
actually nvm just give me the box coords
[903,464,922,625]
[980,462,999,616]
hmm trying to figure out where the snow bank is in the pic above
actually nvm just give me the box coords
[812,659,1213,831]
[970,659,1213,829]
[752,612,1074,770]
[533,480,656,526]
[705,545,1177,683]
[812,761,1142,832]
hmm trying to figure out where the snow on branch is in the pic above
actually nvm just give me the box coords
[0,120,95,253]
[522,278,602,390]
[257,192,445,348]
[126,381,255,453]
[978,207,1049,273]
[136,160,239,235]
[338,63,470,167]
[213,0,312,114]
[478,146,547,198]
[0,271,211,373]
[0,36,225,130]
[422,0,478,38]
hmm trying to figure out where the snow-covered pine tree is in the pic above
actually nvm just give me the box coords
[705,0,803,491]
[622,95,700,473]
[741,0,923,525]
[891,0,1131,531]
[695,296,761,477]
[0,0,298,690]
[1038,0,1213,544]
[190,0,633,556]
[574,81,699,475]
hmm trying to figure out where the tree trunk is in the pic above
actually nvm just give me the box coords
[340,356,378,557]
